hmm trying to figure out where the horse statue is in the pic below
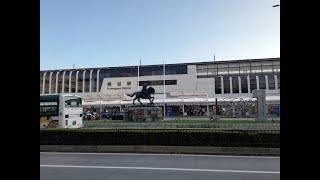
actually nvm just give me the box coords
[127,87,155,105]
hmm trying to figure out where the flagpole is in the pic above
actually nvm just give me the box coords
[137,59,141,91]
[163,60,166,118]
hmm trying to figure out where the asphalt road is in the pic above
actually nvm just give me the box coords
[40,152,280,180]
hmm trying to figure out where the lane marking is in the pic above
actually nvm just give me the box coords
[40,165,280,174]
[40,152,280,159]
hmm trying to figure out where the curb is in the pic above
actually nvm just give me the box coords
[40,145,280,156]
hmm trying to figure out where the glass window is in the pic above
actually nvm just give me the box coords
[272,60,280,73]
[251,61,262,74]
[127,81,131,86]
[273,64,280,73]
[196,65,208,78]
[165,80,177,85]
[139,80,177,86]
[108,82,111,86]
[77,70,84,93]
[215,77,222,94]
[229,63,240,75]
[57,72,63,93]
[139,65,187,77]
[268,75,276,90]
[91,70,97,92]
[40,95,59,116]
[207,68,218,77]
[84,71,90,92]
[277,74,280,89]
[262,65,273,73]
[241,76,248,93]
[217,64,228,76]
[250,76,257,92]
[261,60,274,73]
[223,77,230,94]
[40,73,43,93]
[99,69,109,92]
[240,63,250,75]
[44,73,50,94]
[50,72,57,93]
[65,96,82,108]
[232,77,239,93]
[117,82,121,86]
[259,76,266,89]
[71,71,77,93]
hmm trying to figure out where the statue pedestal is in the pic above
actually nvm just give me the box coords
[124,105,163,122]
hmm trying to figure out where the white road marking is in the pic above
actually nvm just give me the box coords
[40,152,280,159]
[40,165,280,174]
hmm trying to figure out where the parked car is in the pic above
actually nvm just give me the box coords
[110,111,124,120]
[83,112,98,120]
[83,112,92,120]
[100,111,112,119]
[91,112,100,120]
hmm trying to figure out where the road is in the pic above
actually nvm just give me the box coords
[40,152,280,180]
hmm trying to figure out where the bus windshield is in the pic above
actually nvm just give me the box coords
[64,96,82,108]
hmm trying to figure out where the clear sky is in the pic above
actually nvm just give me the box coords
[40,0,280,70]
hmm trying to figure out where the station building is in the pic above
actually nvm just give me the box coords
[40,57,280,117]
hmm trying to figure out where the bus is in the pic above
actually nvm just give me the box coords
[40,94,83,128]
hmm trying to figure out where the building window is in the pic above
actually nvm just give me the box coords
[277,74,280,89]
[241,76,248,93]
[127,81,131,86]
[84,72,90,93]
[139,80,177,86]
[223,77,230,94]
[268,75,276,90]
[107,82,111,86]
[259,76,266,89]
[77,71,83,93]
[117,82,121,86]
[215,77,222,94]
[250,76,257,92]
[232,77,239,93]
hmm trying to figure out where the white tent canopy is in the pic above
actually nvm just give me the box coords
[83,96,280,106]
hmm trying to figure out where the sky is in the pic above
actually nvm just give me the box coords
[40,0,280,70]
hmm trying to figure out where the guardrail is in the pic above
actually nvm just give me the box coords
[84,123,280,130]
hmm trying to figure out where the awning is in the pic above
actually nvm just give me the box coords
[83,96,280,106]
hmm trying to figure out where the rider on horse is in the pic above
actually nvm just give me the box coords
[141,83,148,95]
[127,82,155,105]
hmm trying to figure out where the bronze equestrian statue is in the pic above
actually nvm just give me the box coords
[127,84,155,105]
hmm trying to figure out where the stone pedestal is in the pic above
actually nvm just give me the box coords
[124,105,163,122]
[252,89,268,121]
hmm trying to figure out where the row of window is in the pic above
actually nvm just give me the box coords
[40,65,187,94]
[107,80,177,87]
[139,80,177,86]
[196,59,280,77]
[40,73,279,95]
[40,106,58,116]
[214,74,279,94]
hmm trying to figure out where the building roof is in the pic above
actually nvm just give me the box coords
[40,57,280,72]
